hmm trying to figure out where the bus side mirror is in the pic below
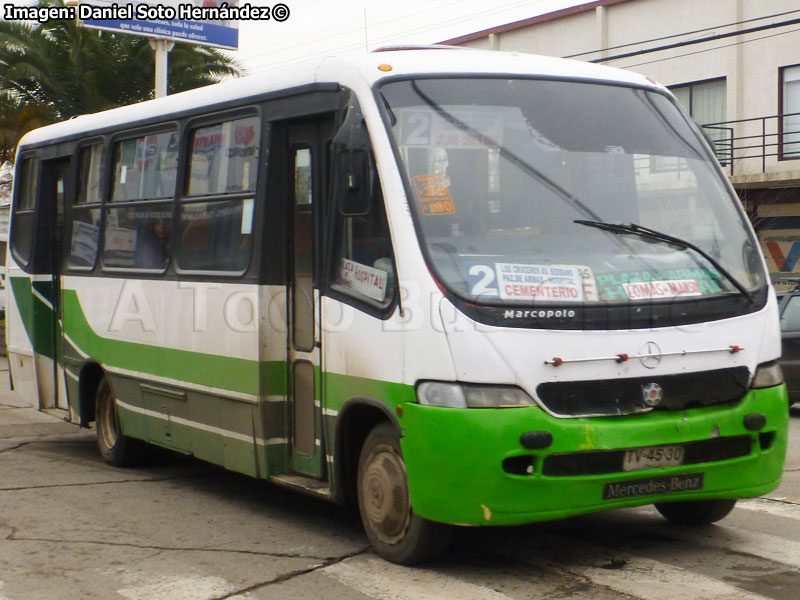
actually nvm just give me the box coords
[339,149,371,216]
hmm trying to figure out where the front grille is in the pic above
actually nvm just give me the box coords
[541,435,752,476]
[536,367,749,417]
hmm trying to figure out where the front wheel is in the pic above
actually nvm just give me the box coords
[357,423,451,564]
[95,377,145,467]
[654,499,737,525]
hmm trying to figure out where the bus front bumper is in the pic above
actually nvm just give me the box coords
[399,385,788,526]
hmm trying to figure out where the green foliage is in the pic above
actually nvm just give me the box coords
[0,0,241,162]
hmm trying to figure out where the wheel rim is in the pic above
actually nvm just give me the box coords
[98,385,119,451]
[361,443,412,545]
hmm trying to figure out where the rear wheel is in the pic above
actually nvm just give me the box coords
[95,377,145,467]
[654,499,737,525]
[357,423,451,564]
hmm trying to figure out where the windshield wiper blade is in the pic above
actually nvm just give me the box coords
[574,219,754,303]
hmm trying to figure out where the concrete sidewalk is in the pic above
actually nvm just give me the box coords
[0,356,90,450]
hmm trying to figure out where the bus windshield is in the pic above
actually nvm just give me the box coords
[379,78,764,306]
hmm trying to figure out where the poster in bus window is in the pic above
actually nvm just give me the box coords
[413,173,455,216]
[190,123,223,196]
[70,221,100,266]
[104,227,136,265]
[229,118,258,192]
[468,263,598,302]
[399,109,503,149]
[596,268,722,301]
[338,258,388,302]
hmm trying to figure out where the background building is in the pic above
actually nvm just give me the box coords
[443,0,800,279]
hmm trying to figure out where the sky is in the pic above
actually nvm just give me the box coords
[221,0,589,75]
[0,0,589,74]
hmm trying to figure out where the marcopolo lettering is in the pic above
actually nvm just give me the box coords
[503,309,576,320]
[603,473,704,500]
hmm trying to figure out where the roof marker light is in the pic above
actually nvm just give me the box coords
[378,64,393,72]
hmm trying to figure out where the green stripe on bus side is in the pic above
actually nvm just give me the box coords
[61,288,275,396]
[323,371,416,414]
[9,277,55,359]
[16,279,414,415]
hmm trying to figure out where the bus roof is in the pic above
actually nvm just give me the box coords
[17,48,659,149]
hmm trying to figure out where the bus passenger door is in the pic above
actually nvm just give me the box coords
[35,158,70,411]
[287,121,331,478]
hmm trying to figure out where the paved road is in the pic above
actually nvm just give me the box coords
[3,360,800,600]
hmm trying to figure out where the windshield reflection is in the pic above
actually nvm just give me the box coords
[379,77,764,306]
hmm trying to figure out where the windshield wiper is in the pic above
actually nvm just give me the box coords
[574,219,754,303]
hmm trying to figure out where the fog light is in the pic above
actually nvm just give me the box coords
[744,413,766,431]
[520,431,553,449]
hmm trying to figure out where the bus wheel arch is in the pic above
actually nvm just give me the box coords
[78,360,105,427]
[334,398,400,506]
[92,373,146,467]
[355,421,451,564]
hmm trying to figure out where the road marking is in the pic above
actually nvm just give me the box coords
[117,575,235,600]
[622,505,800,571]
[323,557,513,600]
[578,553,770,600]
[494,526,772,600]
[738,497,800,520]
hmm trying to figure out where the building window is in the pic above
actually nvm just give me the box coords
[781,65,800,159]
[670,78,727,162]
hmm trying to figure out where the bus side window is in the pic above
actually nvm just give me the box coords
[68,145,103,269]
[10,157,39,269]
[328,98,396,312]
[103,131,176,271]
[176,115,260,273]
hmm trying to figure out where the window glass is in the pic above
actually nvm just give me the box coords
[17,157,38,211]
[68,208,101,268]
[669,79,727,163]
[332,201,394,306]
[11,158,38,265]
[380,78,762,308]
[112,132,178,202]
[782,295,800,331]
[294,148,312,205]
[783,66,800,158]
[76,145,103,204]
[187,116,260,196]
[329,101,395,307]
[176,199,253,271]
[103,204,172,269]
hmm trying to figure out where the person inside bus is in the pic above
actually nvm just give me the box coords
[138,217,171,269]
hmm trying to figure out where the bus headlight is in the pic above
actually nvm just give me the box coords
[750,361,784,389]
[417,382,535,408]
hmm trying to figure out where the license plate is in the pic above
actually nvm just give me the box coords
[623,444,684,471]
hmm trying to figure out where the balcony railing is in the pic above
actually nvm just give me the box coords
[702,112,800,176]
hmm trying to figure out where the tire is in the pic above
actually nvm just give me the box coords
[95,377,146,467]
[654,499,737,525]
[357,423,452,565]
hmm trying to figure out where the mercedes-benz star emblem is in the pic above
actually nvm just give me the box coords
[639,341,662,369]
[641,382,663,407]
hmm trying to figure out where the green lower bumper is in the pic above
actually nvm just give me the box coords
[400,385,788,526]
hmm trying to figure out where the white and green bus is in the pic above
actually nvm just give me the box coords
[5,47,788,564]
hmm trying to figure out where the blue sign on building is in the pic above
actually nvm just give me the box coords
[79,1,239,50]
